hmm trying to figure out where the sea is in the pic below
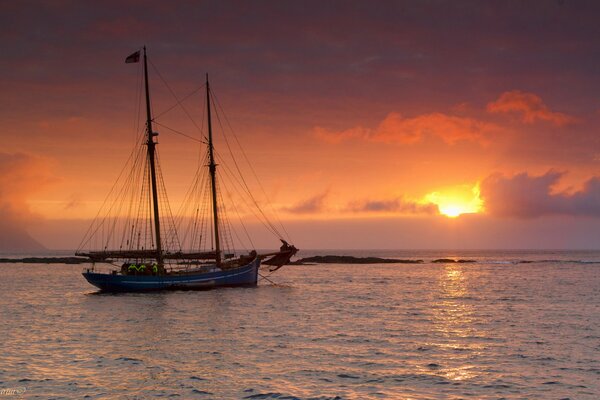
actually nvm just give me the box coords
[0,249,598,399]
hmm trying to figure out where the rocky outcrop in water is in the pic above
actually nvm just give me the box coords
[431,258,476,263]
[0,257,90,264]
[291,255,423,265]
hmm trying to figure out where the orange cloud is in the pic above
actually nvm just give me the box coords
[487,90,577,126]
[313,112,496,145]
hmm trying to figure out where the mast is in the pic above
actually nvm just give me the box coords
[206,74,221,266]
[143,46,163,265]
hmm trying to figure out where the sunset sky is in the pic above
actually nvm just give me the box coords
[2,1,600,250]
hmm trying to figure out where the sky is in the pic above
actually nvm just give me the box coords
[1,0,600,250]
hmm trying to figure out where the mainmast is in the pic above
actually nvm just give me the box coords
[143,46,163,265]
[206,74,221,266]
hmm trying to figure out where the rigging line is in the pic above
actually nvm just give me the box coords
[144,150,154,252]
[153,84,206,121]
[128,140,148,249]
[225,200,249,252]
[154,153,169,250]
[104,170,129,248]
[218,169,254,250]
[155,148,182,251]
[185,200,199,251]
[213,145,283,239]
[209,94,285,239]
[123,166,135,250]
[258,272,277,285]
[138,152,149,251]
[80,136,140,251]
[215,152,280,239]
[190,198,200,252]
[211,120,283,240]
[121,143,146,249]
[134,61,143,148]
[174,151,205,222]
[195,178,210,252]
[175,150,209,248]
[208,176,214,251]
[153,84,206,120]
[214,181,229,254]
[179,153,204,250]
[217,167,248,245]
[153,121,205,144]
[201,174,212,251]
[215,177,236,255]
[102,133,143,241]
[108,173,136,250]
[126,143,147,251]
[197,157,211,251]
[211,91,292,242]
[215,151,280,238]
[77,128,147,251]
[148,59,206,136]
[213,155,256,248]
[106,137,147,248]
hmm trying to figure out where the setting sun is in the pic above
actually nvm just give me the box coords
[439,204,468,218]
[425,184,483,218]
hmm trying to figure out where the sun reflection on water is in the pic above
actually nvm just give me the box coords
[428,264,482,381]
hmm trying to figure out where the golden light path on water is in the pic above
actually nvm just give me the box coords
[430,266,482,382]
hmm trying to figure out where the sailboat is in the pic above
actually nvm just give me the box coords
[77,47,297,292]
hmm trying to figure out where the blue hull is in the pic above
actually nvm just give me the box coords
[82,258,260,292]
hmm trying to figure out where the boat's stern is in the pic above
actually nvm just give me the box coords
[82,270,166,292]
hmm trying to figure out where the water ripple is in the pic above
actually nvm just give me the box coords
[0,253,599,398]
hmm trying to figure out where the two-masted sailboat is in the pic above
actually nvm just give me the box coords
[77,47,297,291]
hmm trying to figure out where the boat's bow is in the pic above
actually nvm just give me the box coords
[260,239,299,271]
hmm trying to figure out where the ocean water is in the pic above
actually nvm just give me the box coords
[0,250,599,399]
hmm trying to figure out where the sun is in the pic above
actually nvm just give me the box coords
[439,204,465,218]
[424,184,483,218]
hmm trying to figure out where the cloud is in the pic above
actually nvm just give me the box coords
[63,194,82,210]
[487,90,577,126]
[285,193,439,216]
[480,170,600,218]
[284,191,329,214]
[347,197,438,215]
[313,112,497,145]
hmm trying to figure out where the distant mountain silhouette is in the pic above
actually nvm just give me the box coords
[0,226,46,252]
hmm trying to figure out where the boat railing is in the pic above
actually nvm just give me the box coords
[82,264,117,275]
[82,260,225,275]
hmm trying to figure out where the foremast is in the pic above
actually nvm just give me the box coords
[206,75,221,266]
[143,46,163,266]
